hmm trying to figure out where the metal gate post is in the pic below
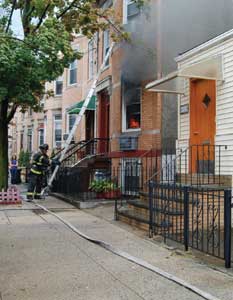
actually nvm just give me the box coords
[149,180,154,238]
[114,198,118,221]
[183,186,189,251]
[224,189,232,268]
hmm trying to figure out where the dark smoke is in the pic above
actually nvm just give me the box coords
[122,0,233,82]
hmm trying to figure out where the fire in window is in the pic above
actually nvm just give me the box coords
[123,81,141,130]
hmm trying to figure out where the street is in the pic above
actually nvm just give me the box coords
[0,196,233,300]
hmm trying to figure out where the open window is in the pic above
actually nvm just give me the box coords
[122,80,141,131]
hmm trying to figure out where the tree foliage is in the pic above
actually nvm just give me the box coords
[0,0,121,118]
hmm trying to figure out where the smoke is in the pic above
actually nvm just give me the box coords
[121,1,158,83]
[121,0,233,83]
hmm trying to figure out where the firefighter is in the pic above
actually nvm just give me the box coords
[27,144,50,201]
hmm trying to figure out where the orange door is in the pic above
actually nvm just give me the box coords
[189,79,216,173]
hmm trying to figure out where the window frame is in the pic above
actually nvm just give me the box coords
[103,29,110,67]
[38,127,44,146]
[88,39,95,80]
[68,60,78,86]
[53,114,62,148]
[123,0,140,24]
[27,128,33,153]
[55,76,63,96]
[122,82,142,133]
[67,113,77,133]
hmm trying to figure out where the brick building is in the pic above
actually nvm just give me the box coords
[11,34,94,157]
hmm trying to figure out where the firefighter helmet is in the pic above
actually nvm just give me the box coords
[39,144,49,151]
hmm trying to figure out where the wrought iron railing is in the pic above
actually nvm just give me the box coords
[53,151,160,201]
[148,182,232,268]
[148,145,228,187]
[61,138,110,167]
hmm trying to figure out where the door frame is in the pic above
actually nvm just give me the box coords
[189,79,216,173]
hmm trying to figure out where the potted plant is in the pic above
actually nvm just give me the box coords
[89,179,106,199]
[103,180,121,199]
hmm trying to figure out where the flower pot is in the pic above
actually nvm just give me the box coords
[96,192,105,199]
[103,190,121,199]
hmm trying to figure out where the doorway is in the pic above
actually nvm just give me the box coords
[85,110,95,155]
[189,79,216,173]
[98,91,110,153]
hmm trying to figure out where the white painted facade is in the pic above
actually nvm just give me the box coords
[176,29,233,179]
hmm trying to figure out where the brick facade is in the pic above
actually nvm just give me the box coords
[10,0,164,166]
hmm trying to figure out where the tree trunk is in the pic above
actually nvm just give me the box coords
[0,101,9,190]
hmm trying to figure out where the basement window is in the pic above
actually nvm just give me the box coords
[122,80,141,131]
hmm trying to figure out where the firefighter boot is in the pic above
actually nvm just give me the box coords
[26,193,34,202]
[34,193,42,200]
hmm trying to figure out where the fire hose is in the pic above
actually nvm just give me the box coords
[33,201,221,300]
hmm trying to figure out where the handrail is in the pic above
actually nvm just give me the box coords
[51,140,86,160]
[61,138,110,163]
[145,147,187,184]
[145,144,228,185]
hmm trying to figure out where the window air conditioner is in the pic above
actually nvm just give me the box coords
[119,136,138,151]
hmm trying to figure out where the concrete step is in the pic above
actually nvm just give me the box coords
[127,200,183,216]
[117,207,175,232]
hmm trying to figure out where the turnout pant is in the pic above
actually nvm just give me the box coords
[27,173,43,199]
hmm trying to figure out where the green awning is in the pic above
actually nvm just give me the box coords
[68,96,96,114]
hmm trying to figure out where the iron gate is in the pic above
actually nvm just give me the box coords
[149,182,232,268]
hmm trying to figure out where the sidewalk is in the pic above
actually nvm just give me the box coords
[0,194,233,300]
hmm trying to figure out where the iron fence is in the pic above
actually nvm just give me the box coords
[53,158,157,203]
[149,182,232,268]
[149,145,228,187]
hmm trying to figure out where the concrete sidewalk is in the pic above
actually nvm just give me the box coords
[0,195,233,300]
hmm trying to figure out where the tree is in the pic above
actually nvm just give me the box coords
[0,0,123,190]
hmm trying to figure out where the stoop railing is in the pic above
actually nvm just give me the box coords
[149,183,232,268]
[147,144,231,268]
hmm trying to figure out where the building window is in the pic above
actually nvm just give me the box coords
[88,39,95,79]
[55,76,63,95]
[122,80,141,131]
[103,30,110,66]
[69,60,77,85]
[123,0,140,24]
[68,114,76,133]
[27,128,33,153]
[29,108,33,116]
[53,114,62,148]
[38,127,44,146]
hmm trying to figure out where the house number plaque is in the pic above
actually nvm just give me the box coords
[180,104,189,114]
